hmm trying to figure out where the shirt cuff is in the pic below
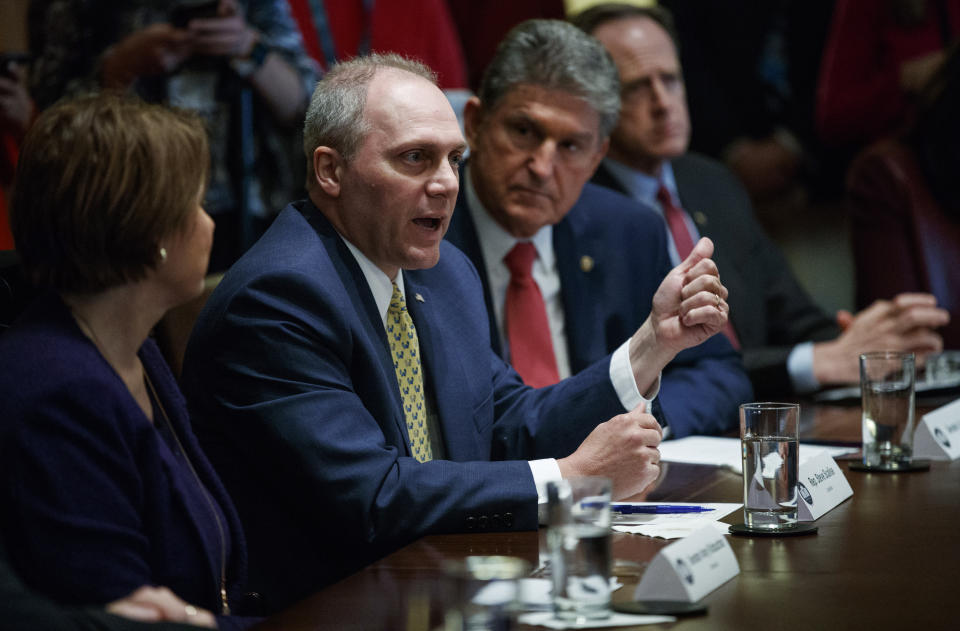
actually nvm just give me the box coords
[787,341,820,394]
[610,339,660,410]
[531,458,563,525]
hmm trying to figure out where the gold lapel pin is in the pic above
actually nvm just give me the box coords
[693,211,708,226]
[415,293,425,303]
[580,255,594,272]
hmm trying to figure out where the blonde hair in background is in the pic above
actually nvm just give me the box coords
[565,0,657,18]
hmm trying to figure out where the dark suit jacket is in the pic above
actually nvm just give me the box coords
[593,153,839,397]
[0,536,206,631]
[445,179,752,437]
[181,200,627,611]
[0,293,250,630]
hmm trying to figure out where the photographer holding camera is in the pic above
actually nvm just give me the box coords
[29,0,318,271]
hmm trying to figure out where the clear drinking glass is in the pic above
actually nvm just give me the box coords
[546,476,612,622]
[442,555,529,631]
[861,351,916,468]
[740,402,800,530]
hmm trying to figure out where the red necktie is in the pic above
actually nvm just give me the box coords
[658,184,741,350]
[504,242,560,387]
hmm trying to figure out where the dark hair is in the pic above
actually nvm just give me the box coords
[910,42,960,215]
[477,19,621,137]
[10,93,209,292]
[570,2,680,53]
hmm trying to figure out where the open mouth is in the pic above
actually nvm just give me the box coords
[413,217,442,230]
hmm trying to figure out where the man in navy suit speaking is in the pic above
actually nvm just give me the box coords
[182,48,731,610]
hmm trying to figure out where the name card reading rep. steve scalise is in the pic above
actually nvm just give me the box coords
[797,451,853,521]
[914,398,960,461]
[633,525,739,603]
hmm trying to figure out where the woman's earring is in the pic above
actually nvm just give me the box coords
[159,247,168,263]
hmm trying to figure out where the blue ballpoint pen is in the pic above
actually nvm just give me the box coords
[611,504,715,514]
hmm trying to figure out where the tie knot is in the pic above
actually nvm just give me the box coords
[389,281,406,313]
[656,183,675,208]
[504,242,537,279]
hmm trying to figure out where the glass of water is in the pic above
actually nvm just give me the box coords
[740,402,800,530]
[860,351,916,468]
[546,476,612,622]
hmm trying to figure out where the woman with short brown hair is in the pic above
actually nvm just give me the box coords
[0,93,253,629]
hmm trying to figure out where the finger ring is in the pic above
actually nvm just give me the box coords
[715,293,721,307]
[184,605,198,618]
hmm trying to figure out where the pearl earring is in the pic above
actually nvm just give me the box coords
[159,247,168,263]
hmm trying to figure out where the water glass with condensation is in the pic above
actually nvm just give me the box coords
[861,351,916,467]
[740,403,800,530]
[442,555,529,631]
[547,476,612,622]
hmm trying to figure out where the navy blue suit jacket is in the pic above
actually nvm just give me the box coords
[0,293,250,629]
[181,200,627,611]
[445,178,752,438]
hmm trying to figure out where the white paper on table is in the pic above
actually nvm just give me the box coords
[658,436,857,474]
[609,502,740,539]
[517,611,676,629]
[475,578,623,610]
[613,519,732,540]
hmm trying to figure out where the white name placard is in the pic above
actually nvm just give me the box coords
[913,398,960,461]
[633,525,739,603]
[797,451,853,521]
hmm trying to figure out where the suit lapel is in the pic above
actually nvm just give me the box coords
[403,273,482,461]
[304,204,410,453]
[553,210,607,374]
[447,186,503,355]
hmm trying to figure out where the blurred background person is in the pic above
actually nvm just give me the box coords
[0,94,253,629]
[846,43,960,349]
[575,3,950,397]
[287,0,467,88]
[817,0,959,155]
[28,0,317,272]
[0,0,33,252]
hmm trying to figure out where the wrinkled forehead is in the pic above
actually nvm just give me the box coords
[362,69,464,145]
[594,16,680,79]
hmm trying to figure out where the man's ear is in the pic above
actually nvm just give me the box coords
[462,96,485,150]
[312,146,343,197]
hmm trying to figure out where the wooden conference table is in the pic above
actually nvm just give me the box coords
[254,399,960,630]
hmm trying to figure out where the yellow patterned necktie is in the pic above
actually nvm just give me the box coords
[387,281,432,462]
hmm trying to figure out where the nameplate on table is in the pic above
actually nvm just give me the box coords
[797,451,853,521]
[913,398,960,461]
[633,525,739,603]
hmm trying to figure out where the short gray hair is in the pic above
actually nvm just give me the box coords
[303,53,437,162]
[477,19,620,138]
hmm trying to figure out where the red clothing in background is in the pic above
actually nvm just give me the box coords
[1,133,17,250]
[448,0,565,91]
[817,0,960,147]
[287,0,468,89]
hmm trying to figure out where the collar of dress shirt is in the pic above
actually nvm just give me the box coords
[464,163,555,276]
[340,236,406,329]
[602,157,679,210]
